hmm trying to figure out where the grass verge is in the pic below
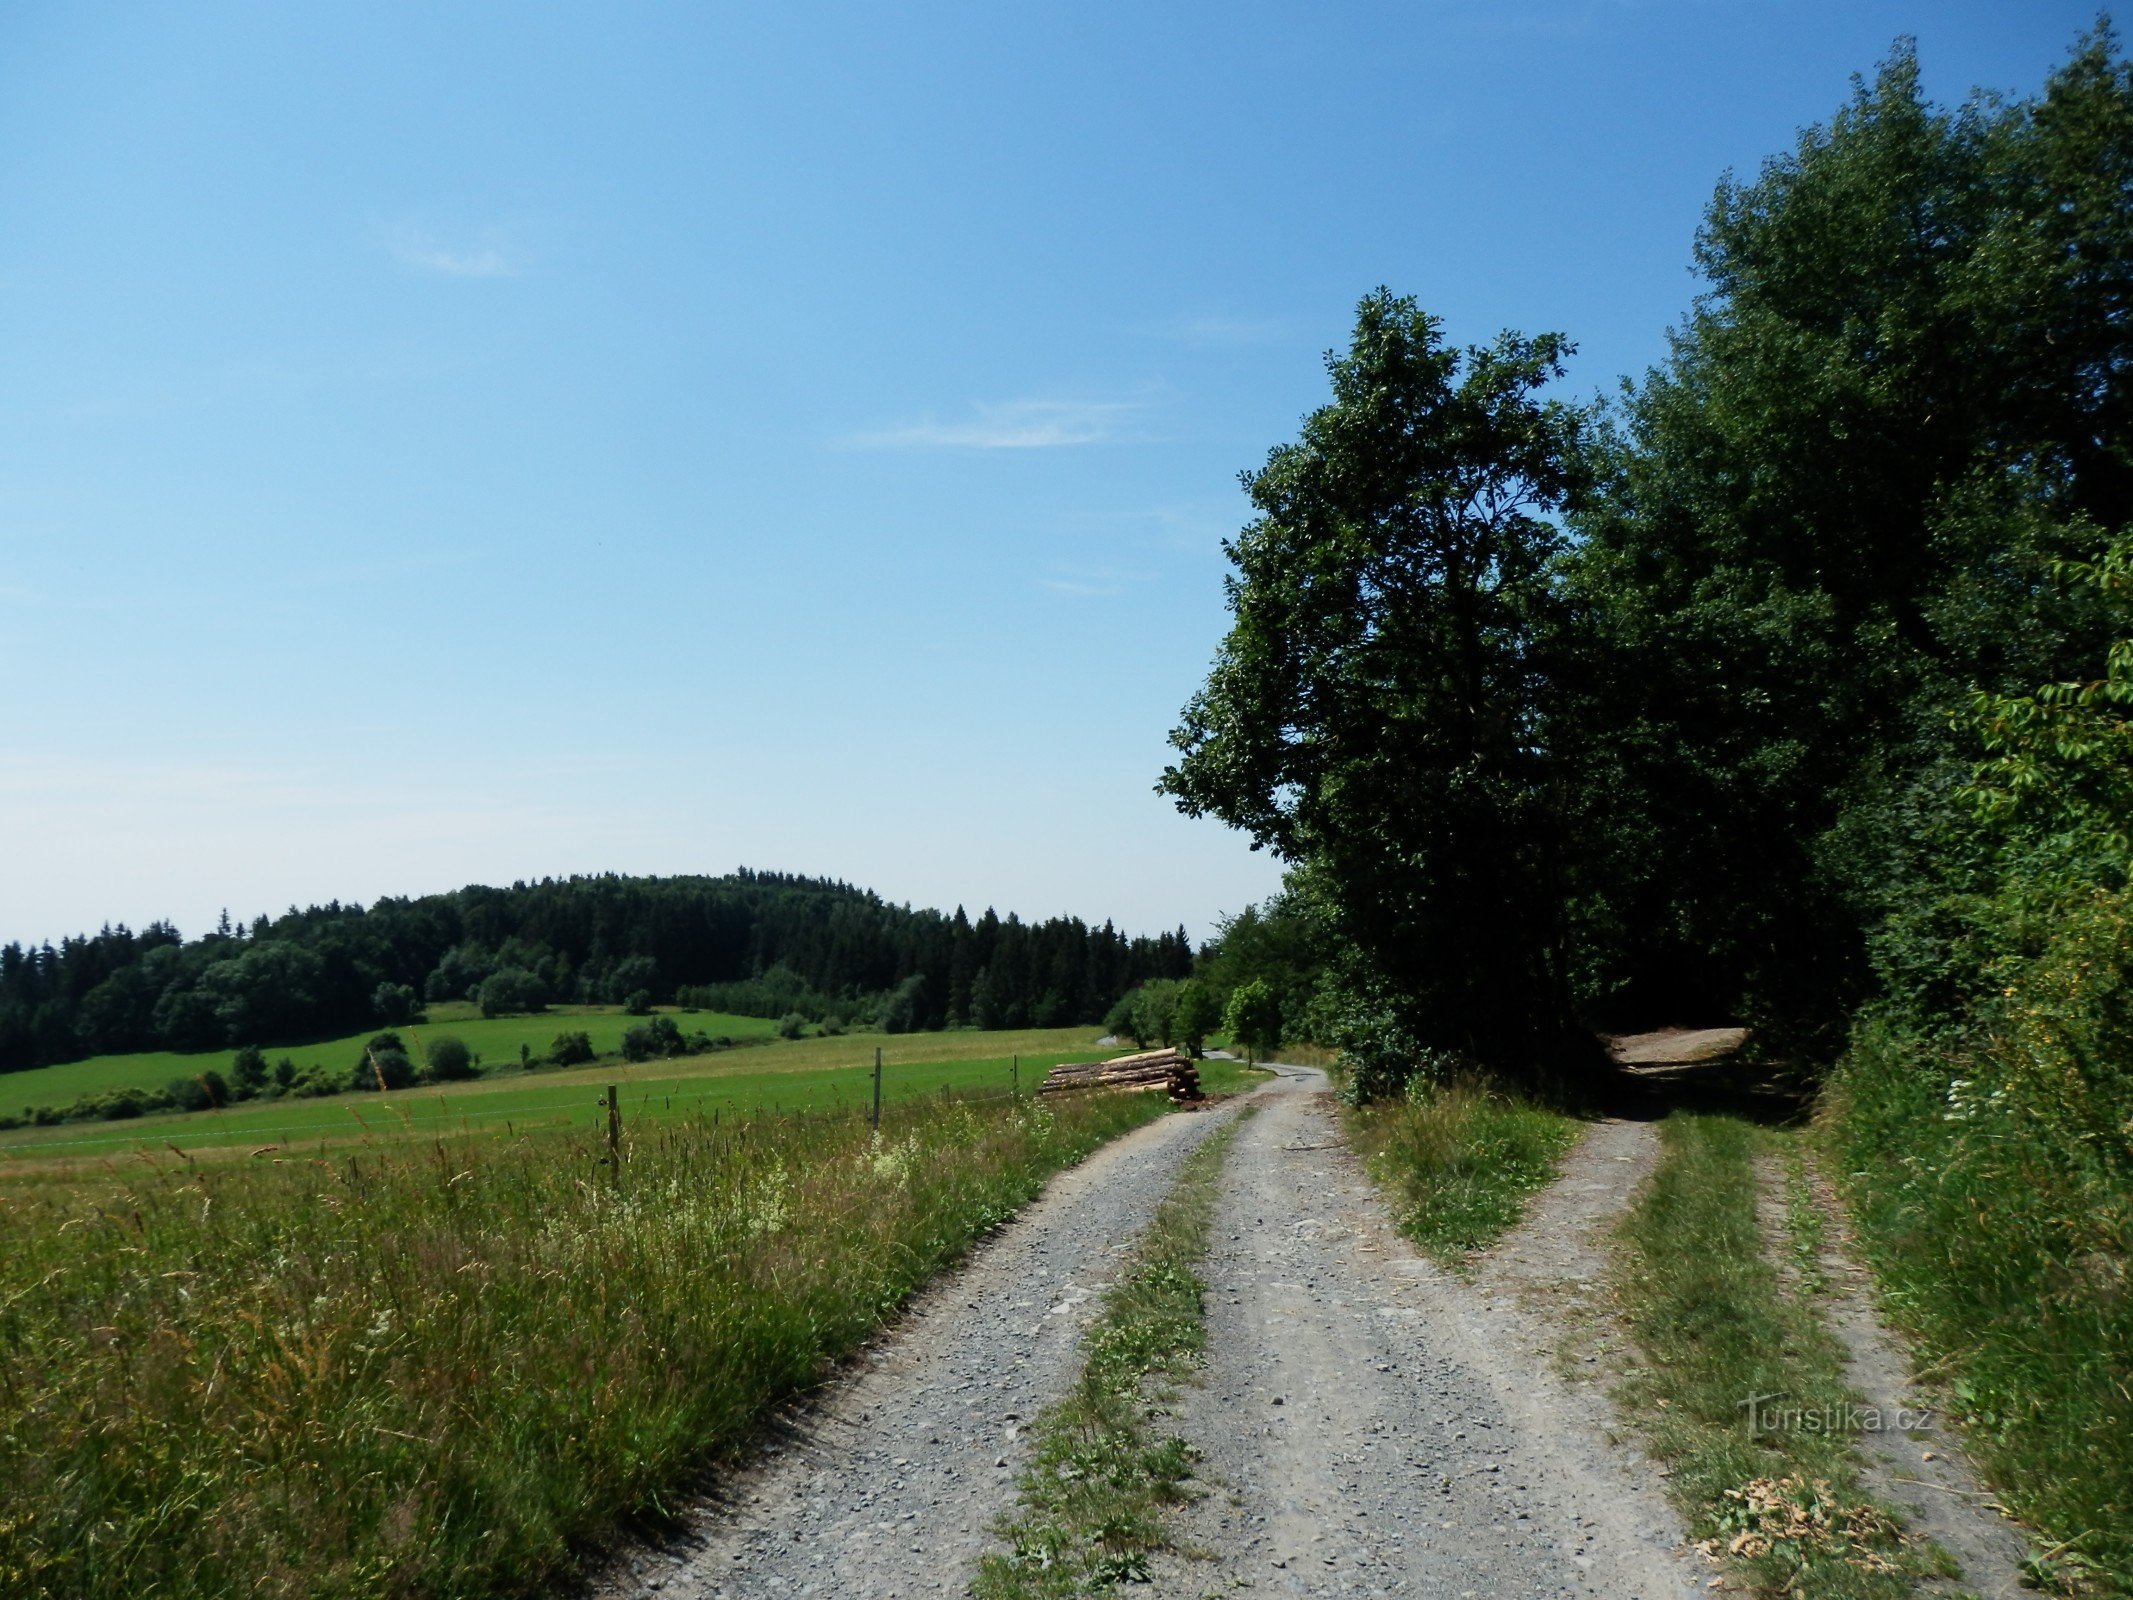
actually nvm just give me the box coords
[1346,1079,1581,1262]
[1831,1020,2132,1596]
[1615,1113,1935,1599]
[976,1107,1254,1597]
[0,1089,1166,1599]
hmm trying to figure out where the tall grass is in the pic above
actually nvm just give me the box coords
[1347,1079,1580,1261]
[1833,1018,2133,1594]
[1615,1115,1923,1600]
[0,1091,1166,1599]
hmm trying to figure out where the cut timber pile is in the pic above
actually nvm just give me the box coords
[1037,1048,1202,1103]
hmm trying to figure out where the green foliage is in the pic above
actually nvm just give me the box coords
[1161,290,1586,1071]
[423,1035,476,1082]
[370,981,419,1026]
[548,1030,594,1067]
[476,967,548,1018]
[1349,1079,1578,1258]
[621,988,653,1017]
[1616,1117,1919,1600]
[1219,978,1283,1064]
[228,1044,267,1097]
[775,1011,806,1040]
[0,1087,1166,1600]
[1170,981,1219,1058]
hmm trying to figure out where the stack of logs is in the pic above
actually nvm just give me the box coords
[1037,1047,1202,1103]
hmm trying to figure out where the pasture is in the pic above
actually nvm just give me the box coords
[0,1002,779,1111]
[0,1026,1266,1162]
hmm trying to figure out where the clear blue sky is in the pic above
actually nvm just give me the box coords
[0,1,2099,948]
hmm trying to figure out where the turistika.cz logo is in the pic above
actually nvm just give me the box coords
[1736,1392,1932,1435]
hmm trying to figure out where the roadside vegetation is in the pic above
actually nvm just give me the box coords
[0,1085,1173,1600]
[978,1110,1251,1597]
[1345,1078,1581,1262]
[1615,1116,1939,1600]
[1142,30,2133,1590]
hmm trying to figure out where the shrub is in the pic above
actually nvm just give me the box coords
[350,1047,416,1092]
[1221,978,1284,1064]
[549,1031,595,1067]
[424,1036,476,1081]
[604,955,660,1005]
[477,968,547,1019]
[1172,981,1220,1057]
[877,974,927,1035]
[622,989,653,1017]
[230,1045,268,1098]
[372,981,421,1026]
[776,1012,806,1040]
[163,1072,230,1113]
[620,1016,684,1063]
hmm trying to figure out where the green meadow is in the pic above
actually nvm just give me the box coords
[0,1025,1264,1163]
[0,1001,778,1111]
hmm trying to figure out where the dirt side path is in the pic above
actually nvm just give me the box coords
[1784,1156,2035,1599]
[582,1099,1242,1600]
[1152,1070,1696,1599]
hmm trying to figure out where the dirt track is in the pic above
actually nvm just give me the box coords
[586,1067,1698,1599]
[1146,1069,1692,1598]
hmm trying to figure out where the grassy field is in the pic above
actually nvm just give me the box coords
[0,1080,1175,1600]
[0,1002,780,1110]
[0,1028,1268,1163]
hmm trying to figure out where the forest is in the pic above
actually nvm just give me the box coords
[0,869,1192,1073]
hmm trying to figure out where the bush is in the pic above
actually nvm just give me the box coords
[424,1035,477,1081]
[230,1045,268,1098]
[621,1016,685,1062]
[877,974,927,1035]
[372,981,421,1026]
[1221,979,1284,1064]
[477,968,548,1019]
[776,1012,806,1040]
[350,1046,415,1092]
[622,989,653,1017]
[1173,981,1220,1058]
[163,1071,230,1113]
[603,955,660,1005]
[291,1066,341,1099]
[549,1031,595,1067]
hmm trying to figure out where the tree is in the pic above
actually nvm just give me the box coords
[1162,290,1585,1076]
[424,1035,476,1081]
[477,968,547,1018]
[1173,980,1220,1058]
[776,1011,807,1040]
[1222,978,1284,1064]
[372,982,419,1026]
[350,1034,415,1091]
[622,988,653,1017]
[550,1030,595,1066]
[230,1044,268,1098]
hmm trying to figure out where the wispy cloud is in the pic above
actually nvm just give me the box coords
[1040,562,1152,600]
[1145,312,1286,348]
[384,224,519,279]
[849,396,1147,450]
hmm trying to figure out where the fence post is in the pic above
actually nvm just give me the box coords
[605,1084,621,1177]
[1012,1054,1019,1097]
[871,1047,883,1131]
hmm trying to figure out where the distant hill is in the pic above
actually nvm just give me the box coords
[0,870,1192,1073]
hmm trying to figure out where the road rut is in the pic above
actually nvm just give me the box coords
[1150,1069,1694,1598]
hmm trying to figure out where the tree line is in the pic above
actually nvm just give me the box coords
[0,870,1192,1073]
[1153,28,2133,1093]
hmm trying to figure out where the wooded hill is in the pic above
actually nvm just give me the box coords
[0,870,1192,1073]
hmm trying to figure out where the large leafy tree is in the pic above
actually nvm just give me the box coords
[1563,30,2133,1036]
[1161,291,1588,1072]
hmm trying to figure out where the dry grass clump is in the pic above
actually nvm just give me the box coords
[0,1091,1162,1599]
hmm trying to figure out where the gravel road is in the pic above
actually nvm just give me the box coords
[586,1069,1697,1600]
[1148,1068,1695,1599]
[585,1099,1241,1600]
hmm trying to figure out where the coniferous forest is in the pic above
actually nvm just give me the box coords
[0,870,1192,1073]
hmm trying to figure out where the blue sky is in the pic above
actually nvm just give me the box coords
[0,0,2099,948]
